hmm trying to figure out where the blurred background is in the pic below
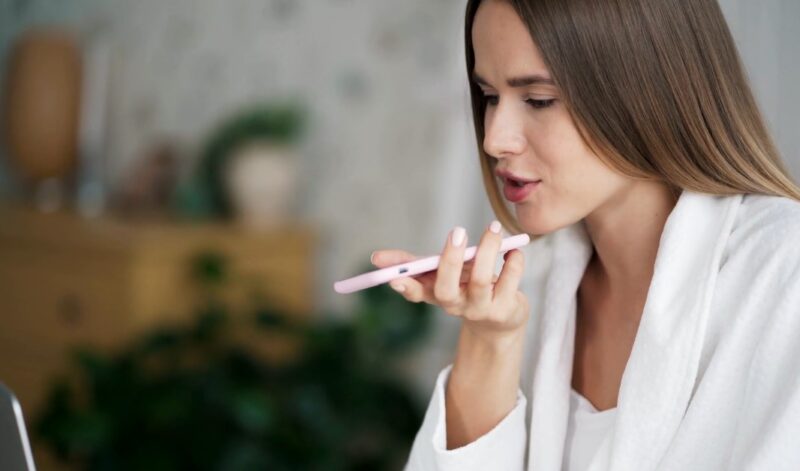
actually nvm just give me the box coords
[0,0,797,469]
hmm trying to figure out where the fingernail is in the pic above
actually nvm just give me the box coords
[390,281,406,293]
[451,226,466,246]
[489,220,502,234]
[370,251,376,264]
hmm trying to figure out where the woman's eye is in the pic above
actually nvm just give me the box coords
[526,98,555,109]
[482,95,555,109]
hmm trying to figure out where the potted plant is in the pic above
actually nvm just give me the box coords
[174,100,307,226]
[36,253,433,470]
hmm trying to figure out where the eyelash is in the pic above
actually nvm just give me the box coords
[482,95,555,109]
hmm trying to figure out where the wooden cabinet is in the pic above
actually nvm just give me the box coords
[0,200,317,467]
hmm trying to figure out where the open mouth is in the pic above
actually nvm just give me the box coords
[502,178,541,203]
[506,177,540,187]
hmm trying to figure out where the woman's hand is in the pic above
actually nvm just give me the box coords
[370,220,530,345]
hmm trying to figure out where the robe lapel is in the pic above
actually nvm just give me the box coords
[525,190,743,471]
[527,215,594,470]
[608,191,742,470]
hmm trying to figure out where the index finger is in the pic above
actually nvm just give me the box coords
[433,226,468,306]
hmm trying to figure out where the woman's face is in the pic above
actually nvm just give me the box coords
[472,0,633,235]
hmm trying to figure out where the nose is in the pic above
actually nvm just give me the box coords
[482,103,527,159]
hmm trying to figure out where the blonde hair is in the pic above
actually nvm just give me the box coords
[465,0,800,235]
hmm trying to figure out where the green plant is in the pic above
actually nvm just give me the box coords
[36,252,432,471]
[175,100,308,220]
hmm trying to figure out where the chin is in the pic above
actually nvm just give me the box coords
[517,208,580,236]
[517,214,557,236]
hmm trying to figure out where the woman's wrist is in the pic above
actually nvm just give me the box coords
[445,324,525,448]
[460,319,527,357]
[450,324,524,400]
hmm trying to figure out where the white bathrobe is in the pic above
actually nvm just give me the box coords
[404,190,800,471]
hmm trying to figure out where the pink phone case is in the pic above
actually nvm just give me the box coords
[333,233,531,294]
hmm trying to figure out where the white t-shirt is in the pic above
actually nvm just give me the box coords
[563,388,618,471]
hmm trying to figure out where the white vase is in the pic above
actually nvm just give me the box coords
[223,140,298,229]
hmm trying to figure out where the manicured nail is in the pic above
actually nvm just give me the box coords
[451,226,466,247]
[390,281,406,293]
[370,251,376,264]
[489,220,502,234]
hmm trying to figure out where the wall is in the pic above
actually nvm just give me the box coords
[719,0,800,179]
[1,0,798,398]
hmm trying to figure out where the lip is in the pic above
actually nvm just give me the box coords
[503,180,540,203]
[495,168,541,184]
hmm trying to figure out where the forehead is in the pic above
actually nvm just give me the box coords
[471,0,549,78]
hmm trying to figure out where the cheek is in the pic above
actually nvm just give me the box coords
[522,122,605,221]
[527,120,591,184]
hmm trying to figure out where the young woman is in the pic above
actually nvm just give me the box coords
[371,0,800,469]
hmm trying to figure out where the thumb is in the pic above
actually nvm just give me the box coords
[371,249,420,268]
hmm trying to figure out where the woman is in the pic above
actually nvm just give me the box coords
[371,0,800,469]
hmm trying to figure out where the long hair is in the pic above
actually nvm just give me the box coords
[465,0,800,235]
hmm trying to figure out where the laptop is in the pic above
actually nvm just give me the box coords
[0,383,37,471]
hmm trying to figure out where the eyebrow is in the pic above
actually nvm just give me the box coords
[471,70,555,87]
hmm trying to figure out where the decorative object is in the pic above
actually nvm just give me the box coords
[2,28,83,211]
[223,139,297,229]
[74,31,113,219]
[189,101,307,221]
[110,139,180,219]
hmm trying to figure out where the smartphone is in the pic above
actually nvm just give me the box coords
[333,233,531,294]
